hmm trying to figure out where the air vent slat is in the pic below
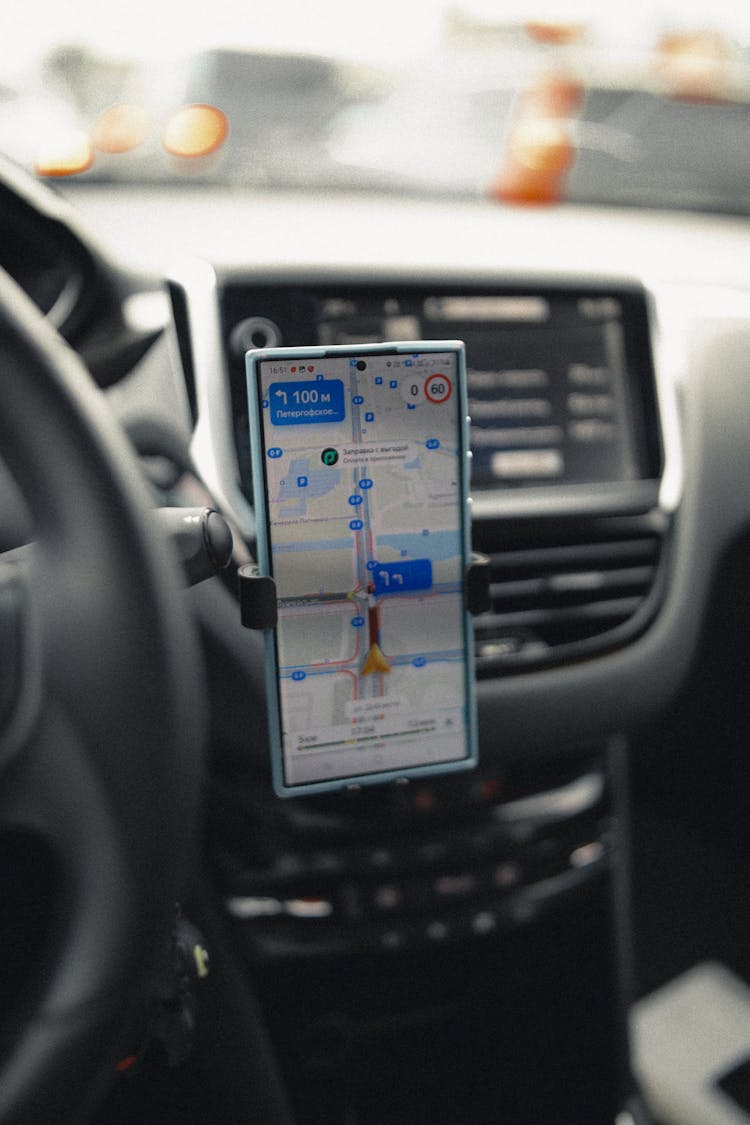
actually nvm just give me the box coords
[476,597,643,633]
[490,565,656,605]
[473,522,666,675]
[488,538,658,574]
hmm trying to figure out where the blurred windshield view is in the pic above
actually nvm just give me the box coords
[4,1,750,214]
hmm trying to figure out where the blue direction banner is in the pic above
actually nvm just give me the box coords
[373,559,433,596]
[269,379,345,426]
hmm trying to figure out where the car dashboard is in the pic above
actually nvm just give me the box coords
[5,171,750,1124]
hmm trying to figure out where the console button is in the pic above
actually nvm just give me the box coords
[471,910,498,936]
[379,927,406,952]
[425,920,451,943]
[433,873,477,899]
[225,896,284,919]
[570,840,605,868]
[373,884,403,912]
[367,846,395,870]
[494,861,523,889]
[285,897,334,919]
[412,785,437,812]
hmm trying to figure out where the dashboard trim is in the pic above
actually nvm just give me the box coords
[645,284,684,515]
[169,257,256,538]
[470,480,661,520]
[179,261,680,539]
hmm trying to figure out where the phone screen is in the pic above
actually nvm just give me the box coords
[247,342,476,795]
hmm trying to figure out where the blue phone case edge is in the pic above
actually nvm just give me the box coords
[245,341,478,798]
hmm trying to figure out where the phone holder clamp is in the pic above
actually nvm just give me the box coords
[238,554,491,630]
[238,564,278,630]
[465,552,491,616]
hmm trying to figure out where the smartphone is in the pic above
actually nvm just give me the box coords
[246,341,477,797]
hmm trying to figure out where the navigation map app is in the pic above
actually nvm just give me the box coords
[253,346,473,789]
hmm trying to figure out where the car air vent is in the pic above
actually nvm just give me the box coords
[472,513,668,676]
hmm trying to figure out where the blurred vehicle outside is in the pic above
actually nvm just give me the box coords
[1,5,750,210]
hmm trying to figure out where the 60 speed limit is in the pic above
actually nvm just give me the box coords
[400,372,453,406]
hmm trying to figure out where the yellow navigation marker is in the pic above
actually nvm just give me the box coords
[361,644,391,677]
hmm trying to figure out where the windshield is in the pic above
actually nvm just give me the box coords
[4,1,750,214]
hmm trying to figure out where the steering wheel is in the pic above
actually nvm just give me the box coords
[0,268,205,1124]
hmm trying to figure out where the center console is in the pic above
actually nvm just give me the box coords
[209,746,637,1124]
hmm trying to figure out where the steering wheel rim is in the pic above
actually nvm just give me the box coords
[0,268,205,1123]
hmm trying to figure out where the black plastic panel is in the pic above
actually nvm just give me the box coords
[221,281,661,508]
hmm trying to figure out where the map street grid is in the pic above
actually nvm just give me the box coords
[255,348,472,787]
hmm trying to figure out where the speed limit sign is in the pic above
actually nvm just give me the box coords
[424,373,453,404]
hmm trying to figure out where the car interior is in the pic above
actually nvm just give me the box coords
[2,8,750,1124]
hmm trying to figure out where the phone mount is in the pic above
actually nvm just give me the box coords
[237,565,279,630]
[238,554,490,629]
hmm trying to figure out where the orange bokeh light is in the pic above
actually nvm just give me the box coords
[93,103,151,154]
[162,104,229,159]
[656,29,736,103]
[509,119,575,175]
[488,62,583,208]
[522,73,584,119]
[525,21,586,46]
[491,121,574,205]
[35,129,94,178]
